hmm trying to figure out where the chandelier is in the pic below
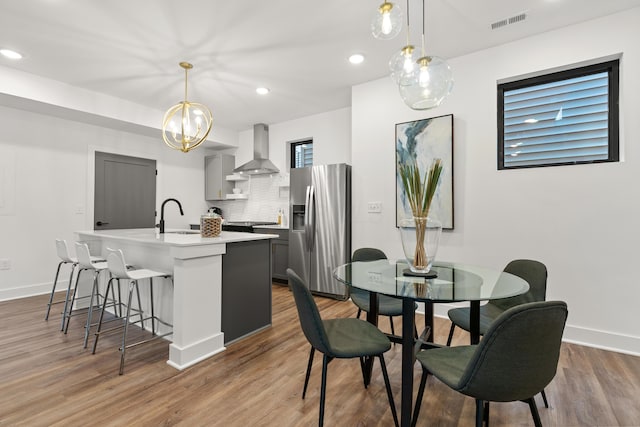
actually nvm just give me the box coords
[162,62,213,153]
[385,0,453,110]
[371,1,403,40]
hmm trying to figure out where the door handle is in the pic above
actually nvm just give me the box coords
[96,221,109,226]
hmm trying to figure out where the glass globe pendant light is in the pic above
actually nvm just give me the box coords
[162,62,213,153]
[371,1,403,40]
[399,0,453,110]
[389,0,417,86]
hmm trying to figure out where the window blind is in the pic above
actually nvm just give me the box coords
[502,72,610,167]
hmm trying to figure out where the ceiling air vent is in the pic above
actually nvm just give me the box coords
[491,12,527,30]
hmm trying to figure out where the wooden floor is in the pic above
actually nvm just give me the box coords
[1,285,639,427]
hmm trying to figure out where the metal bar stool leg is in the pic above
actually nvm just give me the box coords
[45,261,65,320]
[149,278,155,335]
[92,277,115,354]
[60,263,77,331]
[83,269,101,348]
[120,279,136,375]
[135,278,144,330]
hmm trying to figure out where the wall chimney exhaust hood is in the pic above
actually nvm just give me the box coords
[233,123,280,175]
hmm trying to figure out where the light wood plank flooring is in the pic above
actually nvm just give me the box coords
[1,285,639,426]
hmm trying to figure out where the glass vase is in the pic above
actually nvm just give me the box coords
[398,216,442,273]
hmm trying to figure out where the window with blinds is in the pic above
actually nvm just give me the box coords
[498,59,619,169]
[291,140,313,168]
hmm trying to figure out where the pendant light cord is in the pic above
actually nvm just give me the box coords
[421,0,425,57]
[405,0,410,46]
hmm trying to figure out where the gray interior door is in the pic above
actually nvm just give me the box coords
[94,151,156,230]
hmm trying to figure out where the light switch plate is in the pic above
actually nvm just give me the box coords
[367,202,382,213]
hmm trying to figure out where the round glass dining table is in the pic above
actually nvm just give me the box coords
[333,260,529,427]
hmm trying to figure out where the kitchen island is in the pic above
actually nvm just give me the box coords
[75,228,276,370]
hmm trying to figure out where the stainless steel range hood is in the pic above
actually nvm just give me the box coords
[233,123,280,175]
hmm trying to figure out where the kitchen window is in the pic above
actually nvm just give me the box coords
[497,58,619,169]
[291,140,313,168]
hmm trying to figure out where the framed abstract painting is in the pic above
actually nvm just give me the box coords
[396,114,454,229]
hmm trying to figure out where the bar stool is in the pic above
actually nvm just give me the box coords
[62,242,119,348]
[92,248,173,375]
[44,239,104,330]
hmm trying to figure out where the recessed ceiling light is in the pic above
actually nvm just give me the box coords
[0,49,23,60]
[256,87,270,95]
[349,54,365,65]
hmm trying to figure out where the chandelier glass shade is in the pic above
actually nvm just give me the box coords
[399,55,454,110]
[371,1,403,40]
[389,44,418,86]
[162,62,213,153]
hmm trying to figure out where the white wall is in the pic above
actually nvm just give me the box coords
[0,105,212,300]
[352,8,640,355]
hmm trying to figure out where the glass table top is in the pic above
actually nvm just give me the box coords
[333,260,529,302]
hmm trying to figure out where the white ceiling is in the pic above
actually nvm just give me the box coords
[2,0,640,131]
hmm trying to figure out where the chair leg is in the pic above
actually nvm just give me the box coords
[92,277,114,354]
[60,264,77,331]
[411,368,429,427]
[356,308,362,319]
[446,322,456,346]
[319,354,329,427]
[45,261,64,320]
[302,347,315,399]
[377,355,399,427]
[484,401,490,425]
[540,389,549,408]
[134,279,144,330]
[475,399,484,427]
[358,356,368,389]
[119,280,136,375]
[83,270,100,348]
[527,397,543,427]
[389,316,395,336]
[149,278,155,335]
[63,267,83,334]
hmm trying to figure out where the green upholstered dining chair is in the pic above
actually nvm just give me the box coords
[446,259,548,345]
[286,268,398,427]
[412,301,568,427]
[446,259,550,407]
[349,248,417,336]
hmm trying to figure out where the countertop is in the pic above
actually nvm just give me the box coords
[76,228,278,247]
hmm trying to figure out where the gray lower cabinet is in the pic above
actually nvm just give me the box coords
[221,239,272,344]
[254,228,289,283]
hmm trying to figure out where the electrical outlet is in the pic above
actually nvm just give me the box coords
[0,258,11,270]
[367,271,382,283]
[367,201,382,213]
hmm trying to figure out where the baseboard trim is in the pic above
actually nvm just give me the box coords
[0,282,60,302]
[421,302,640,357]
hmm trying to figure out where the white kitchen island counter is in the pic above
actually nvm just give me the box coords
[75,228,276,370]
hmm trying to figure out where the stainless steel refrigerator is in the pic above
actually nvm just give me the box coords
[289,163,351,300]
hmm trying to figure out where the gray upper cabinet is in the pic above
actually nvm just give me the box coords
[205,154,235,201]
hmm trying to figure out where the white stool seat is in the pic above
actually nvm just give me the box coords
[125,269,170,281]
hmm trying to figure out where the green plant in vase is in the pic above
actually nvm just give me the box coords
[398,158,443,271]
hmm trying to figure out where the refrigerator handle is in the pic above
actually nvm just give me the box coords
[308,185,316,251]
[304,185,311,249]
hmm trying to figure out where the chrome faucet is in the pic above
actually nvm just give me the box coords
[158,198,184,233]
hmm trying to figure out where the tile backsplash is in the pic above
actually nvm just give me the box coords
[210,173,289,225]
